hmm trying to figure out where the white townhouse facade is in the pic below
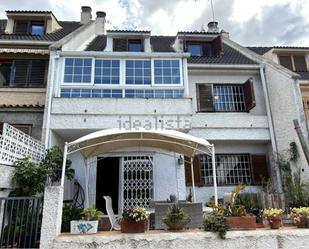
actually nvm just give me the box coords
[42,7,309,215]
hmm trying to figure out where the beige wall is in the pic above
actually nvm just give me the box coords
[0,88,46,106]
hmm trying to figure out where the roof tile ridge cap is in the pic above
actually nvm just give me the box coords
[222,37,299,78]
[50,20,94,50]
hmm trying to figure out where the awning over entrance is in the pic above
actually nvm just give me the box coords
[61,128,217,205]
[67,128,213,158]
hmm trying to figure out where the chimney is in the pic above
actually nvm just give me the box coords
[80,6,92,24]
[207,21,219,33]
[95,11,106,35]
[220,29,229,38]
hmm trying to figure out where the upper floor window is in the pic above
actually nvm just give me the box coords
[64,58,92,83]
[128,39,143,52]
[14,20,45,35]
[196,79,255,112]
[154,60,181,84]
[94,59,120,84]
[0,60,47,88]
[278,55,308,72]
[125,60,151,85]
[187,44,202,57]
[185,36,222,57]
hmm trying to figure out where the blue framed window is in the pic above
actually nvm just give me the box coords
[125,89,184,98]
[94,60,120,84]
[154,60,181,84]
[187,44,202,56]
[128,40,143,52]
[60,88,122,98]
[125,60,151,85]
[63,58,92,83]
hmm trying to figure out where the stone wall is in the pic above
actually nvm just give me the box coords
[51,229,309,249]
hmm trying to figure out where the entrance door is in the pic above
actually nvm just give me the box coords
[121,156,153,210]
[96,157,120,214]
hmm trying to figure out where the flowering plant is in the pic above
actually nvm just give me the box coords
[290,207,309,223]
[263,208,284,219]
[122,207,148,223]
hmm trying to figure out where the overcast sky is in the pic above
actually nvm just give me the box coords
[0,0,308,46]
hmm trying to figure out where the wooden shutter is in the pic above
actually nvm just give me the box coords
[278,55,293,71]
[14,21,29,34]
[28,60,47,87]
[251,154,269,185]
[184,156,202,186]
[294,56,307,72]
[113,38,128,51]
[212,35,222,57]
[197,84,214,112]
[12,60,29,87]
[244,78,256,111]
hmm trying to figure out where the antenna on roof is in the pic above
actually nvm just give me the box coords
[209,0,215,22]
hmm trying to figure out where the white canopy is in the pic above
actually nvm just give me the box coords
[61,128,218,205]
[67,128,213,158]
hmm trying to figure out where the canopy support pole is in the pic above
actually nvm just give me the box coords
[84,158,90,208]
[60,142,68,187]
[190,157,196,202]
[212,145,218,206]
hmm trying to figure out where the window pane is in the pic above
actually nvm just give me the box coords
[94,59,120,85]
[154,60,181,85]
[200,154,251,185]
[213,85,245,112]
[128,40,142,52]
[125,60,151,85]
[31,25,44,35]
[64,58,92,83]
[188,44,202,56]
[0,62,12,87]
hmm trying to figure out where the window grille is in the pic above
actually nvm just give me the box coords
[213,85,246,111]
[200,154,251,185]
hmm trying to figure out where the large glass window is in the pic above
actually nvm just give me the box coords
[125,89,184,98]
[154,60,181,84]
[64,58,92,83]
[125,60,151,85]
[94,60,120,84]
[200,154,251,185]
[0,61,12,87]
[60,88,122,98]
[31,23,44,35]
[213,85,245,111]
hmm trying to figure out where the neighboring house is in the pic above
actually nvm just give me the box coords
[248,46,309,126]
[42,7,308,218]
[0,9,85,140]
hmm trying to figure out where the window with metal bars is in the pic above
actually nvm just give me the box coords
[200,154,251,185]
[213,85,246,112]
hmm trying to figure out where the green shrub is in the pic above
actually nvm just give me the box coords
[163,204,190,230]
[61,205,83,232]
[204,212,229,239]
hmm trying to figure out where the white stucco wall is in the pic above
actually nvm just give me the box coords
[51,229,309,249]
[0,164,15,189]
[65,148,186,209]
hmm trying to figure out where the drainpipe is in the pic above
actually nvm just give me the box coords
[44,50,59,149]
[259,66,283,193]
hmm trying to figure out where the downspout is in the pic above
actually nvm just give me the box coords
[44,50,58,148]
[259,65,283,193]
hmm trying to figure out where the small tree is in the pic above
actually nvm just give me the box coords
[11,146,75,196]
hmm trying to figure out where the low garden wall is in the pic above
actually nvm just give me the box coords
[51,229,309,249]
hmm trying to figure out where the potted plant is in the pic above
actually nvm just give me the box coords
[263,208,284,229]
[290,207,309,228]
[163,204,190,231]
[70,205,103,234]
[204,211,229,239]
[224,185,256,230]
[121,207,148,233]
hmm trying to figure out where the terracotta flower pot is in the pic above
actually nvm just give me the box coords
[166,223,186,231]
[121,219,146,233]
[268,217,281,229]
[226,216,256,230]
[296,216,309,228]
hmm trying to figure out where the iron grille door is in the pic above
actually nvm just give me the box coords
[122,156,153,209]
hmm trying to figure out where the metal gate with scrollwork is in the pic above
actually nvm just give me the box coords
[122,156,153,209]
